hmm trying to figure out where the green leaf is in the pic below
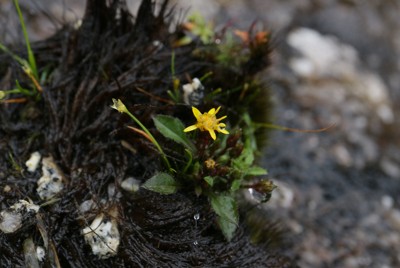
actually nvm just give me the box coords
[210,194,238,241]
[230,179,242,192]
[242,148,254,166]
[232,148,254,170]
[245,166,268,176]
[217,217,237,242]
[142,172,179,194]
[153,115,196,152]
[14,0,38,80]
[204,176,214,186]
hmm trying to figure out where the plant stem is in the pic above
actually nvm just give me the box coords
[124,109,172,172]
[13,0,38,80]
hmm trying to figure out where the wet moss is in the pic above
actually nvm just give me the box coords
[0,0,297,266]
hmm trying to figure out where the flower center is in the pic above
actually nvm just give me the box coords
[198,114,217,130]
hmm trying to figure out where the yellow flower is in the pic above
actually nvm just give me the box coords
[204,158,216,169]
[110,98,128,113]
[184,106,229,140]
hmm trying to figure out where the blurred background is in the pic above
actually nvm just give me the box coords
[1,0,399,267]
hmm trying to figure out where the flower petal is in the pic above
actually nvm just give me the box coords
[192,107,202,120]
[208,108,216,115]
[208,130,216,140]
[217,115,227,121]
[215,106,221,114]
[111,98,127,113]
[184,125,198,132]
[219,129,229,134]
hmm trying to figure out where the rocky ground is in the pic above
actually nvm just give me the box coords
[1,0,400,267]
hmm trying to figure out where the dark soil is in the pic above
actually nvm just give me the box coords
[0,0,297,267]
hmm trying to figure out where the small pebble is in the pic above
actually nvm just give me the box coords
[0,200,40,233]
[120,177,141,193]
[82,213,120,259]
[25,152,41,173]
[381,195,394,210]
[36,246,45,262]
[37,157,64,200]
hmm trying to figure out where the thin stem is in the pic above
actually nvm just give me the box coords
[254,122,336,133]
[183,148,193,174]
[13,0,38,80]
[171,50,176,77]
[124,109,172,171]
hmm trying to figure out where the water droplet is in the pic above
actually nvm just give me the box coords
[193,240,198,246]
[194,213,200,221]
[248,188,268,203]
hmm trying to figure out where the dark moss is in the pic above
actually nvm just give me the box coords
[0,0,297,266]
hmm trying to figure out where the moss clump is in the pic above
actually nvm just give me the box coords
[0,0,297,266]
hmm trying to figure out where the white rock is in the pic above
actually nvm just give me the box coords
[0,211,22,234]
[82,214,120,259]
[37,157,64,200]
[36,246,45,262]
[10,200,40,212]
[381,195,394,210]
[287,27,358,78]
[289,58,314,77]
[376,104,394,124]
[288,27,394,129]
[25,152,41,172]
[332,144,353,167]
[0,200,40,233]
[265,181,295,209]
[380,157,400,178]
[182,78,204,105]
[357,73,394,123]
[120,177,141,193]
[3,185,11,193]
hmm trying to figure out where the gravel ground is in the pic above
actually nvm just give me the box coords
[2,0,400,267]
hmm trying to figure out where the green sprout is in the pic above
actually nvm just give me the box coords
[0,0,42,102]
[175,12,214,46]
[13,0,38,80]
[166,51,181,103]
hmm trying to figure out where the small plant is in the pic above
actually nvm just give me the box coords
[108,12,282,242]
[0,0,42,103]
[175,12,271,76]
[111,97,275,241]
[110,13,332,243]
[175,12,214,46]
